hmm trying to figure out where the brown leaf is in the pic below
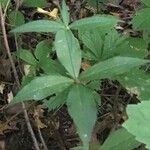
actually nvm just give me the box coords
[33,106,47,129]
[0,121,13,135]
[81,62,91,71]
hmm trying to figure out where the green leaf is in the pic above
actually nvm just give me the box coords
[43,88,69,111]
[69,15,118,30]
[87,80,100,91]
[16,49,37,66]
[79,57,149,81]
[117,37,148,58]
[67,85,97,149]
[143,30,150,44]
[141,0,150,7]
[39,58,66,75]
[79,28,103,60]
[8,10,25,28]
[11,20,65,33]
[102,29,127,59]
[100,128,140,150]
[80,28,143,60]
[132,8,150,30]
[21,75,34,86]
[93,91,101,106]
[116,69,150,101]
[61,0,70,25]
[55,30,81,79]
[123,101,150,149]
[35,40,52,61]
[14,75,74,102]
[108,37,147,59]
[23,0,47,7]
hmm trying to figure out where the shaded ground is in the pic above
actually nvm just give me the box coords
[0,0,147,150]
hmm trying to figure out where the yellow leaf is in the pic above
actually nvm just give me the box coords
[35,118,47,129]
[24,64,31,75]
[33,106,47,129]
[37,7,58,20]
[37,7,48,14]
[47,8,58,19]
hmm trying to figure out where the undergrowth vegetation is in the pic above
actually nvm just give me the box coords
[1,0,150,149]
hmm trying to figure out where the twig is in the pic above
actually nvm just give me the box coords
[37,127,48,150]
[0,5,40,150]
[112,86,122,130]
[3,0,11,17]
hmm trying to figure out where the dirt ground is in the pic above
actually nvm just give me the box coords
[0,0,147,150]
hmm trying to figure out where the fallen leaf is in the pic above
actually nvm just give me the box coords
[33,106,47,129]
[24,64,31,75]
[0,121,13,135]
[81,62,91,71]
[0,82,5,94]
[7,91,13,103]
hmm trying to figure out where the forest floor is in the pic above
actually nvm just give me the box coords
[0,0,147,150]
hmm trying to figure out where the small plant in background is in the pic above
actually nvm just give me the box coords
[118,0,150,149]
[8,0,150,149]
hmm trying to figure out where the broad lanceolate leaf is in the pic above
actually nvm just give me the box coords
[43,88,69,111]
[79,57,149,81]
[100,128,140,150]
[116,69,150,101]
[69,15,118,30]
[55,30,81,79]
[132,8,150,30]
[14,75,74,102]
[141,0,150,7]
[16,49,37,66]
[11,20,65,33]
[61,0,70,26]
[123,101,150,149]
[67,85,97,149]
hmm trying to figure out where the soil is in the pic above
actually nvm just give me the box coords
[0,0,147,150]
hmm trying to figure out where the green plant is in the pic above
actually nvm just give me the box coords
[10,0,150,149]
[132,0,150,44]
[114,0,150,149]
